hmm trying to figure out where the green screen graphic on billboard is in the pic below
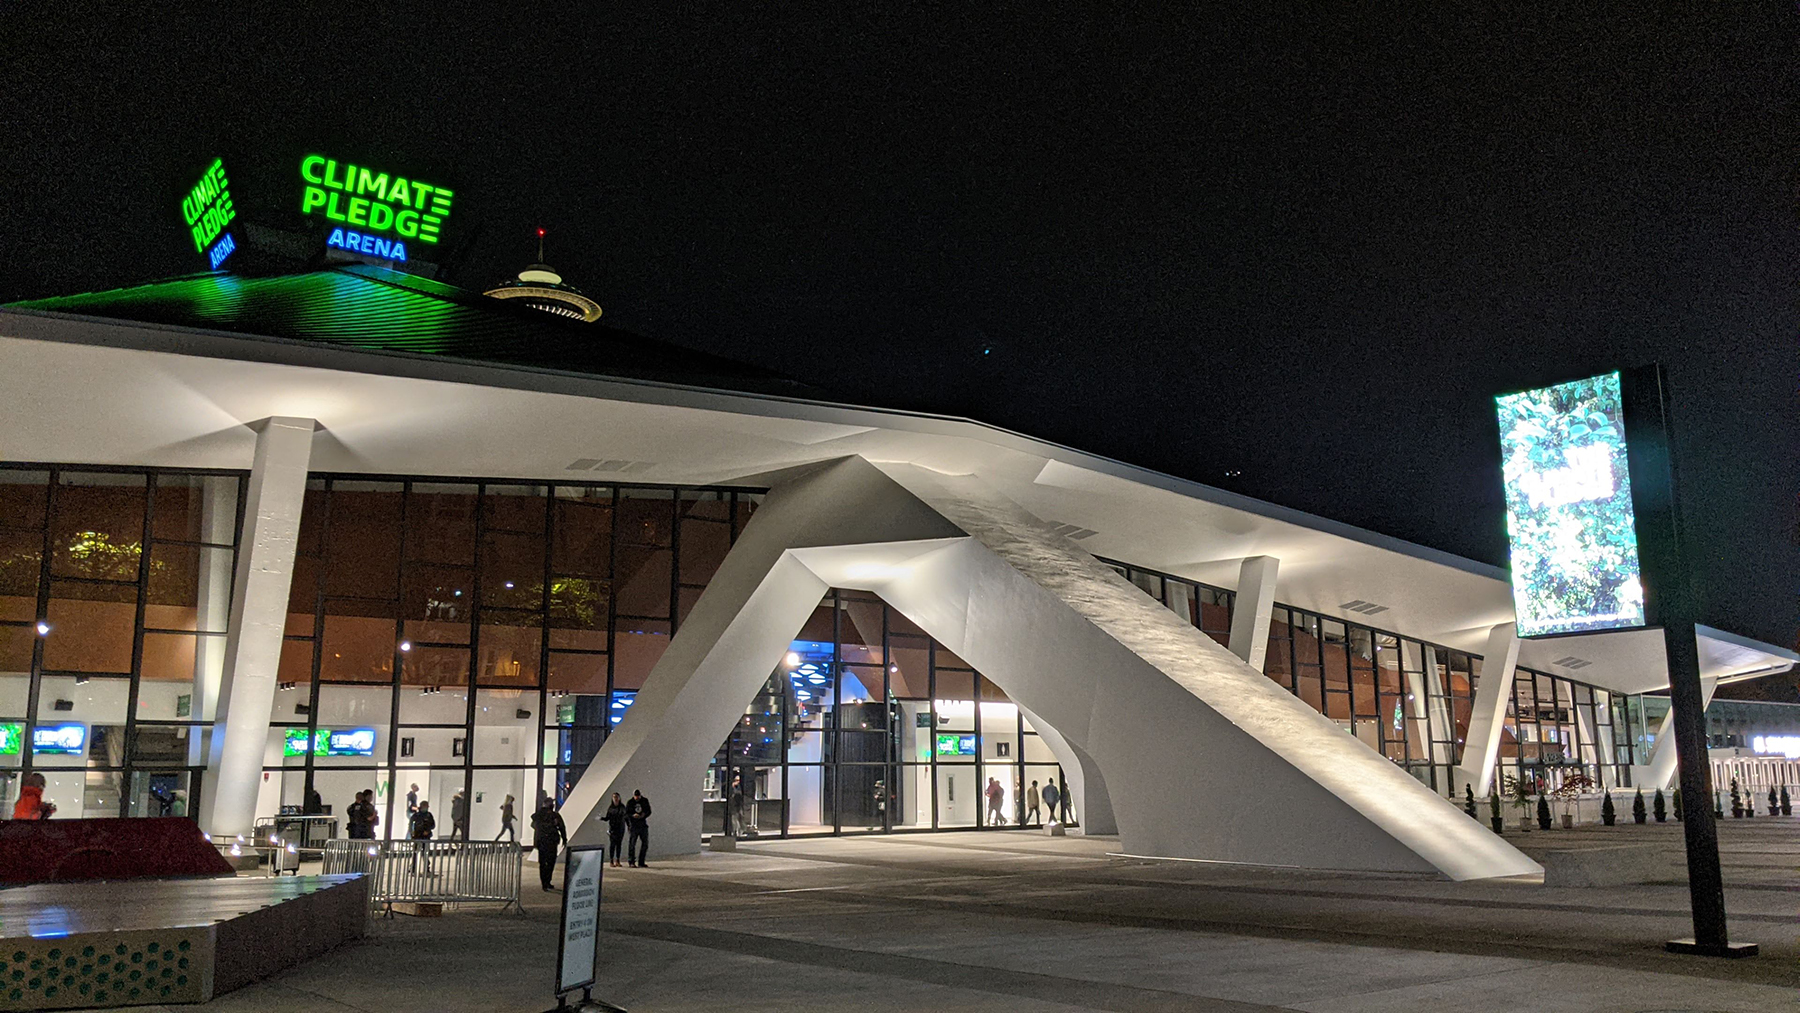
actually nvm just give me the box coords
[1495,371,1645,637]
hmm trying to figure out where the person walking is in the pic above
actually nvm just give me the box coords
[603,792,628,868]
[985,777,1006,825]
[530,798,569,891]
[1025,780,1041,827]
[449,789,468,842]
[625,789,653,867]
[1042,779,1061,825]
[495,794,517,843]
[11,772,54,819]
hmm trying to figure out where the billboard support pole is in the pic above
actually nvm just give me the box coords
[1621,365,1755,958]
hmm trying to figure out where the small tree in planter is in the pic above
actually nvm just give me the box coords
[1713,790,1725,819]
[1504,775,1533,832]
[1536,793,1552,830]
[1653,788,1666,823]
[1730,778,1743,818]
[1464,785,1477,819]
[1673,786,1683,821]
[1782,785,1792,816]
[1769,786,1779,819]
[1488,789,1503,834]
[1552,773,1595,828]
[1600,791,1616,826]
[1632,789,1647,824]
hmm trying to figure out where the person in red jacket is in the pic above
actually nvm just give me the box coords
[12,772,55,819]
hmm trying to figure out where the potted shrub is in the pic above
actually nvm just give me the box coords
[1600,791,1616,826]
[1536,793,1552,831]
[1632,788,1647,825]
[1730,778,1743,818]
[1464,785,1477,819]
[1488,789,1504,834]
[1782,785,1792,816]
[1673,786,1682,821]
[1769,786,1780,819]
[1653,788,1666,823]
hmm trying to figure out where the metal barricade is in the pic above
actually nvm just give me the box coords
[321,839,524,916]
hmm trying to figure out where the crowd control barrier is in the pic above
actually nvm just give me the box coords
[321,839,524,916]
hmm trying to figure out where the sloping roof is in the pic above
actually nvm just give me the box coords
[5,265,811,395]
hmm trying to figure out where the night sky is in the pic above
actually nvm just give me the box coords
[2,8,1795,650]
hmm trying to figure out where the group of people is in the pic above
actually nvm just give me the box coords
[529,790,653,890]
[987,777,1065,827]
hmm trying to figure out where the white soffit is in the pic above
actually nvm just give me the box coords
[2,310,1793,694]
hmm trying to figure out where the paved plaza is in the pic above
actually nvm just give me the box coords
[111,820,1800,1013]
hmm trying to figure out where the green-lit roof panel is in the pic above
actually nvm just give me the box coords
[7,266,803,395]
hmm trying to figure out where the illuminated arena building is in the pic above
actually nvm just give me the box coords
[0,266,1791,878]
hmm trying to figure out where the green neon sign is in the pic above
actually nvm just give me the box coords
[0,722,20,756]
[299,155,452,244]
[182,157,237,268]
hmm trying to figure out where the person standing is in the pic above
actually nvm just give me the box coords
[303,784,324,815]
[1025,780,1041,827]
[408,800,436,875]
[495,794,517,843]
[11,772,54,819]
[346,790,375,839]
[449,789,468,841]
[406,783,419,820]
[603,793,628,868]
[409,800,436,840]
[625,789,653,867]
[1042,779,1061,825]
[530,798,569,891]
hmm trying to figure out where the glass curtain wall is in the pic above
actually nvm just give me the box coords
[0,466,245,820]
[1497,667,1637,791]
[705,589,1070,839]
[277,476,761,839]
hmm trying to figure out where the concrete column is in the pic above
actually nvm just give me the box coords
[1402,640,1453,770]
[188,477,237,767]
[201,417,316,837]
[1227,555,1279,670]
[1163,579,1194,627]
[1636,675,1720,790]
[1454,623,1519,797]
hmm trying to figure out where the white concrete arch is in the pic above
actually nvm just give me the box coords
[561,456,1540,880]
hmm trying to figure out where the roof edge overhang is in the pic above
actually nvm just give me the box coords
[2,303,1512,586]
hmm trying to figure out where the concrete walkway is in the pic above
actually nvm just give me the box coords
[115,819,1800,1012]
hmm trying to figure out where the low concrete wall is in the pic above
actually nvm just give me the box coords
[1541,843,1683,888]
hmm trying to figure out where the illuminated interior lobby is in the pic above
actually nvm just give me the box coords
[0,266,1792,880]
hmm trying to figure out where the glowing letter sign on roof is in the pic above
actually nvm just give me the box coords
[182,157,237,269]
[1495,371,1645,637]
[298,155,452,250]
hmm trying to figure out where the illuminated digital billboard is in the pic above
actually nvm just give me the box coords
[935,733,976,756]
[181,157,237,269]
[299,155,452,255]
[0,723,20,756]
[1496,371,1646,637]
[284,727,377,757]
[32,723,87,755]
